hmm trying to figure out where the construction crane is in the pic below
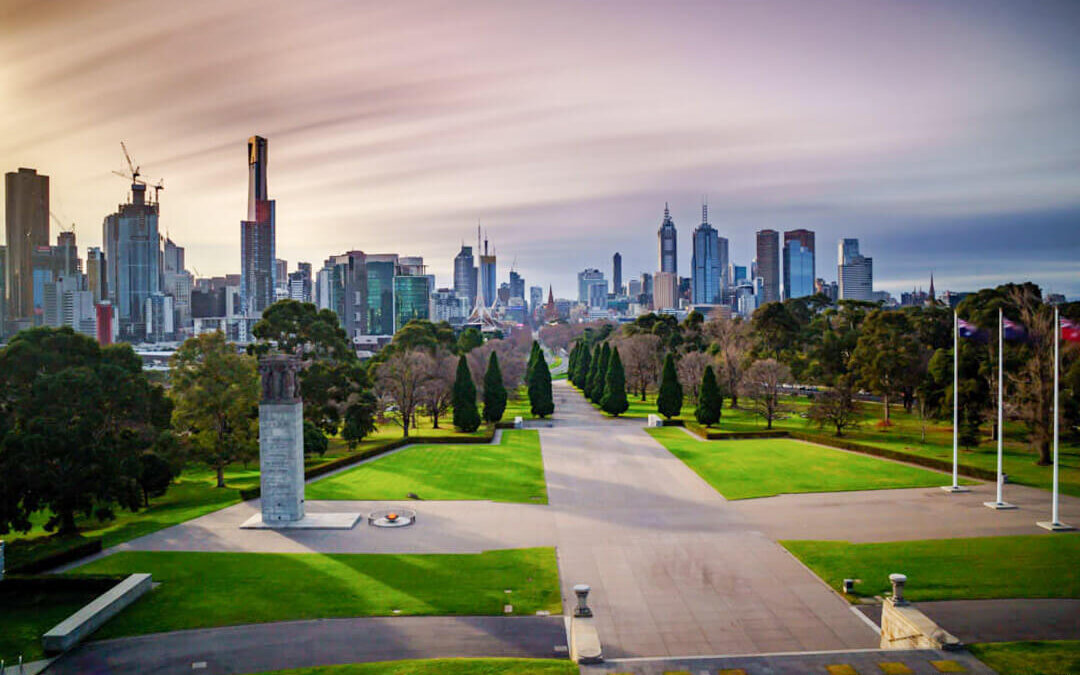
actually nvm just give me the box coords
[49,211,75,234]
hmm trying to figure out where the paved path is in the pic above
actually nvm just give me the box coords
[858,599,1080,643]
[543,380,879,658]
[45,616,568,675]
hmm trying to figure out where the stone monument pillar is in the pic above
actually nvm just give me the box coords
[257,354,305,525]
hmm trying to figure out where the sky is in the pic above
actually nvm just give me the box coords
[2,0,1079,300]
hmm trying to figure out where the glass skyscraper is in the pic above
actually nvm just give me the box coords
[367,258,396,336]
[783,240,815,299]
[691,204,722,305]
[755,229,780,304]
[394,274,429,331]
[241,136,275,317]
[103,182,160,339]
[657,203,677,274]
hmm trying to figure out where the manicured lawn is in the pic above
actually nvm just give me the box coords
[72,548,562,639]
[0,585,101,662]
[647,427,960,499]
[782,536,1080,601]
[364,417,491,442]
[307,430,547,503]
[969,640,1080,675]
[503,389,537,419]
[249,659,577,675]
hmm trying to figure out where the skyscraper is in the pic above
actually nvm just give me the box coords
[577,268,606,306]
[288,262,313,303]
[755,229,780,304]
[509,269,525,300]
[612,252,622,295]
[103,181,161,339]
[653,271,678,310]
[453,244,477,307]
[240,135,276,317]
[837,238,873,301]
[657,203,677,274]
[529,285,543,318]
[691,203,722,305]
[86,247,106,303]
[782,229,815,300]
[366,254,397,336]
[394,263,430,331]
[5,168,49,328]
[479,235,496,308]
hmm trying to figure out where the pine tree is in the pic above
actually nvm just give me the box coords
[482,351,508,423]
[695,365,723,427]
[657,352,683,420]
[574,342,591,389]
[452,354,481,432]
[601,346,629,417]
[590,343,610,403]
[526,341,541,384]
[568,343,580,384]
[529,350,555,418]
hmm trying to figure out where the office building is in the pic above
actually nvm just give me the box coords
[509,269,525,301]
[432,287,469,325]
[103,181,161,339]
[691,204,722,305]
[86,247,106,303]
[394,271,429,331]
[529,285,543,318]
[5,168,49,328]
[577,268,606,306]
[730,264,747,286]
[612,252,622,295]
[453,244,477,308]
[240,136,276,317]
[755,229,780,304]
[654,271,678,310]
[783,236,815,301]
[288,262,312,303]
[478,235,496,308]
[145,292,174,342]
[0,246,6,331]
[837,238,873,301]
[364,254,395,335]
[657,203,677,274]
[274,259,288,292]
[815,278,838,302]
[627,278,642,299]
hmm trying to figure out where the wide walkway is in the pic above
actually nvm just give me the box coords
[543,380,879,658]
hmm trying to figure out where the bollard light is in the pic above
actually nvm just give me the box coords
[573,583,593,617]
[889,573,908,605]
[842,578,855,594]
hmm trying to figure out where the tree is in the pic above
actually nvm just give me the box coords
[526,341,541,384]
[600,346,629,417]
[695,365,723,427]
[529,351,555,418]
[584,344,602,397]
[171,332,259,489]
[740,358,791,429]
[303,420,329,457]
[420,349,457,429]
[341,392,378,449]
[677,351,713,404]
[849,310,922,424]
[573,341,591,388]
[705,318,752,407]
[137,451,175,508]
[808,376,860,436]
[251,299,353,361]
[375,349,433,438]
[590,343,611,403]
[656,353,683,420]
[752,302,799,358]
[483,351,509,423]
[456,327,484,354]
[452,354,482,432]
[618,334,663,401]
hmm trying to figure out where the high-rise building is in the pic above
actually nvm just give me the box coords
[731,264,748,285]
[288,262,313,303]
[529,285,543,317]
[612,252,622,295]
[274,259,288,291]
[783,229,815,300]
[163,236,192,333]
[453,244,477,308]
[627,278,642,299]
[577,268,606,306]
[103,182,161,340]
[364,254,396,336]
[431,287,469,325]
[657,203,677,274]
[509,269,525,301]
[815,278,838,302]
[837,238,873,301]
[394,271,430,331]
[717,235,730,290]
[653,271,678,310]
[691,204,722,305]
[479,239,496,309]
[240,136,276,317]
[5,168,49,328]
[755,229,780,304]
[54,231,79,277]
[85,247,105,304]
[0,246,6,331]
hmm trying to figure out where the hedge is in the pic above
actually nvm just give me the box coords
[5,537,103,575]
[0,573,123,594]
[239,427,498,501]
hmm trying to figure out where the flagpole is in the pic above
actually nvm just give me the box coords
[944,309,968,492]
[1039,305,1074,530]
[986,307,1016,509]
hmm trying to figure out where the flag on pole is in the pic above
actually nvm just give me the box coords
[1002,317,1028,342]
[957,318,988,342]
[1063,318,1080,343]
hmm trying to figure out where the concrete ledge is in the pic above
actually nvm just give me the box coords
[570,615,603,664]
[43,573,152,654]
[880,598,961,651]
[240,512,362,529]
[647,414,663,428]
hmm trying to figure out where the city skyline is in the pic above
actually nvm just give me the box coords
[3,0,1079,300]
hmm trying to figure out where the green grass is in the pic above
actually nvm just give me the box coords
[969,640,1080,675]
[306,430,547,503]
[549,357,562,370]
[0,585,101,662]
[71,548,561,639]
[647,427,960,499]
[365,417,491,442]
[503,390,536,419]
[248,659,578,675]
[782,535,1080,602]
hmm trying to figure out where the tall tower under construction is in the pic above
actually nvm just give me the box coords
[241,135,276,317]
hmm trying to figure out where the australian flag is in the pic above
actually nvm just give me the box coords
[1063,318,1080,343]
[958,318,988,342]
[1002,317,1028,342]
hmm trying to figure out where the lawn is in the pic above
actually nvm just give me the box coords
[71,548,562,639]
[503,389,537,419]
[782,535,1080,602]
[248,660,577,675]
[969,640,1080,675]
[306,430,547,503]
[647,427,961,499]
[0,585,101,663]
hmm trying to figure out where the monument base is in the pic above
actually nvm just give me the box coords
[240,512,363,530]
[940,485,970,493]
[983,501,1018,510]
[1036,520,1075,532]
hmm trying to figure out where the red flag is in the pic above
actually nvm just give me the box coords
[1063,318,1080,343]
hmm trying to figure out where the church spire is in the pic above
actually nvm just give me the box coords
[929,272,935,300]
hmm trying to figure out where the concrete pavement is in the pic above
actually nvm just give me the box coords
[858,599,1080,644]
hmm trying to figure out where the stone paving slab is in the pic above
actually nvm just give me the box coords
[858,598,1080,644]
[731,482,1080,542]
[581,648,996,674]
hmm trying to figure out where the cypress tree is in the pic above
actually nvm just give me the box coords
[601,346,629,417]
[574,342,591,389]
[529,350,555,418]
[590,343,610,403]
[587,343,603,399]
[526,341,541,384]
[452,354,481,432]
[482,351,508,423]
[657,352,683,419]
[695,365,723,427]
[568,343,580,384]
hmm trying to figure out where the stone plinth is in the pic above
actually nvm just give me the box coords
[43,573,153,653]
[259,400,305,524]
[880,597,961,651]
